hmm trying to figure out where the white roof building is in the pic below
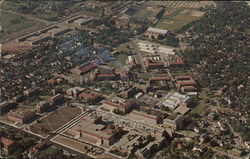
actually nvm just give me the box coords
[137,41,176,55]
[146,27,168,35]
[158,92,190,110]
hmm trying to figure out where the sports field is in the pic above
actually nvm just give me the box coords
[1,12,37,34]
[155,8,204,31]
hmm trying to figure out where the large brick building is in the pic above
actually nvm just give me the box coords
[0,101,16,115]
[0,137,18,156]
[7,109,36,124]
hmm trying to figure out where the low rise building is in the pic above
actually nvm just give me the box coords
[70,63,96,76]
[119,69,129,81]
[144,27,168,39]
[23,87,40,97]
[174,106,191,115]
[70,115,124,147]
[11,95,25,103]
[158,92,190,110]
[149,76,172,90]
[7,109,36,124]
[0,137,18,156]
[163,115,185,130]
[175,75,194,81]
[79,90,103,103]
[47,94,64,106]
[66,87,85,98]
[176,81,197,89]
[128,110,161,125]
[47,77,63,86]
[30,140,47,154]
[120,87,138,99]
[144,57,165,70]
[135,142,158,158]
[36,94,63,113]
[36,101,49,113]
[0,101,16,115]
[168,56,185,69]
[91,68,116,81]
[137,41,175,55]
[102,97,137,114]
[135,83,151,94]
[126,55,140,69]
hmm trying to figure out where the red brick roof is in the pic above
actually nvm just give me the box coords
[169,56,185,65]
[0,137,15,146]
[149,77,171,81]
[175,75,194,81]
[177,81,197,86]
[79,63,96,74]
[79,91,101,99]
[98,74,116,77]
[181,86,196,90]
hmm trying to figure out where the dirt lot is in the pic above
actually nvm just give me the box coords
[29,106,82,137]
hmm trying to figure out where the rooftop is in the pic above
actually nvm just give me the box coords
[146,27,168,34]
[158,92,190,110]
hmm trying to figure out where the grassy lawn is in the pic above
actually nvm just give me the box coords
[191,88,209,115]
[35,11,59,21]
[107,53,128,68]
[155,8,204,31]
[0,11,37,33]
[134,9,152,19]
[116,42,131,52]
[37,146,58,157]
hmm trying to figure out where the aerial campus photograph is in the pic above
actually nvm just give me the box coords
[0,0,250,159]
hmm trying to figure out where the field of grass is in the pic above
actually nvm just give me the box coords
[37,146,58,157]
[107,53,128,68]
[155,8,204,31]
[35,11,59,21]
[116,42,131,52]
[134,9,152,19]
[0,12,37,33]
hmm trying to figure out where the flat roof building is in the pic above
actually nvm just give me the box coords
[79,90,103,103]
[0,137,18,156]
[0,101,16,116]
[23,87,40,97]
[102,97,137,114]
[128,110,161,125]
[70,63,96,76]
[163,115,185,130]
[66,87,85,98]
[7,109,36,124]
[70,116,123,147]
[158,92,190,110]
[145,27,168,39]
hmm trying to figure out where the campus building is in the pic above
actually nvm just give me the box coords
[0,101,16,115]
[7,109,36,124]
[144,27,168,39]
[102,97,137,114]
